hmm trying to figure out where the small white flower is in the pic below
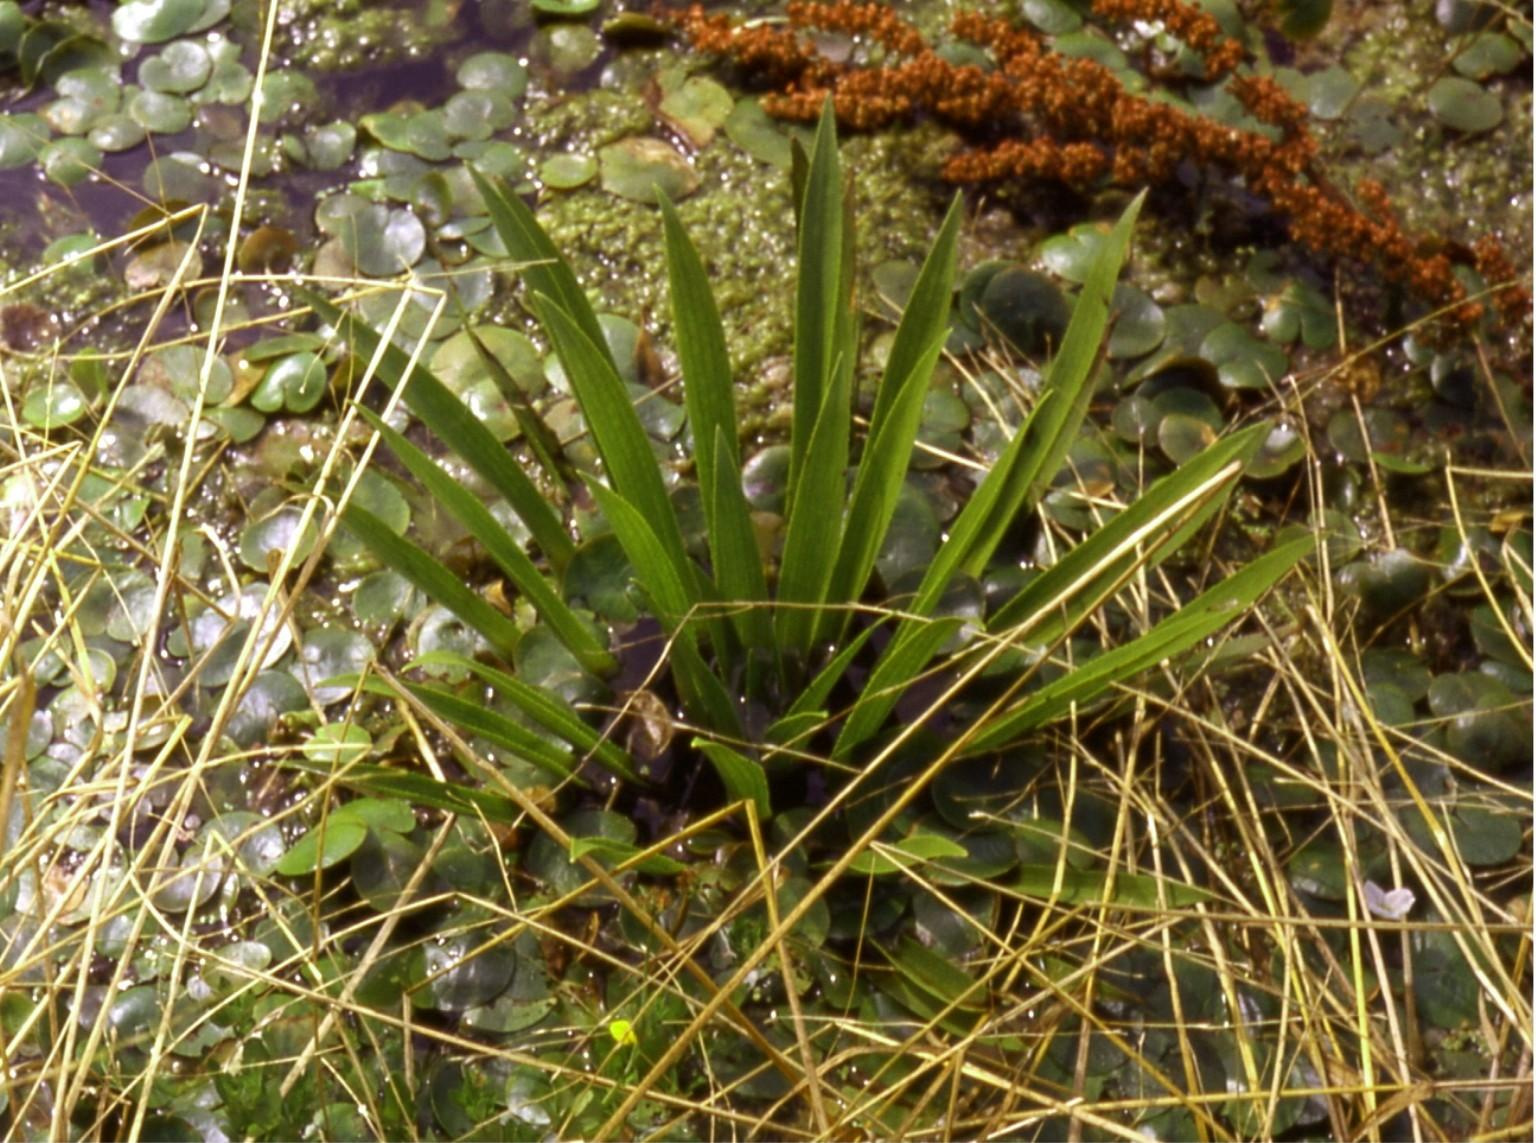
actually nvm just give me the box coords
[1364,880,1415,920]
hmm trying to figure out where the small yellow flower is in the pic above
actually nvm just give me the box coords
[608,1018,638,1047]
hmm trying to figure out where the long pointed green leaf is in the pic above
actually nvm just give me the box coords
[355,407,615,677]
[341,503,523,662]
[709,425,772,649]
[467,327,571,489]
[469,168,612,366]
[832,423,1263,761]
[693,738,771,820]
[658,193,739,521]
[587,482,742,735]
[892,192,1146,626]
[408,684,580,782]
[419,653,643,784]
[832,616,964,759]
[774,354,852,654]
[987,423,1266,639]
[958,191,1147,578]
[535,293,699,601]
[966,536,1312,751]
[789,102,845,500]
[820,193,964,635]
[833,194,1146,753]
[286,761,527,825]
[304,290,574,571]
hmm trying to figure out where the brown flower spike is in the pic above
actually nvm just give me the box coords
[671,0,1529,332]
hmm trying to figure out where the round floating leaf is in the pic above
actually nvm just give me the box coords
[563,532,639,621]
[352,569,422,625]
[1304,65,1358,120]
[1039,223,1109,284]
[1107,284,1166,359]
[297,628,375,705]
[541,23,603,74]
[112,0,204,45]
[598,137,700,204]
[1261,279,1337,348]
[1366,680,1415,726]
[352,207,427,276]
[351,827,426,913]
[39,136,99,185]
[1453,31,1525,79]
[414,606,489,679]
[88,113,146,151]
[1111,393,1157,445]
[404,110,453,160]
[532,0,601,13]
[203,812,286,876]
[659,75,734,147]
[1427,76,1503,133]
[526,809,635,904]
[46,69,120,133]
[251,350,328,414]
[274,816,369,876]
[303,120,356,170]
[151,834,227,912]
[239,504,319,572]
[258,69,318,122]
[444,90,518,141]
[433,326,546,396]
[125,240,202,291]
[171,585,292,683]
[1336,548,1432,616]
[540,151,597,189]
[199,50,252,105]
[1158,413,1219,464]
[1429,672,1529,770]
[143,152,214,200]
[1362,647,1432,703]
[1449,804,1523,865]
[236,224,298,274]
[877,483,942,585]
[1287,839,1355,899]
[1325,407,1409,464]
[351,468,411,533]
[724,97,792,168]
[139,40,211,93]
[204,405,264,442]
[22,381,87,429]
[457,50,528,97]
[742,444,791,512]
[1412,928,1481,1028]
[129,89,192,134]
[144,343,232,403]
[978,267,1071,357]
[0,113,48,168]
[1200,322,1288,390]
[1246,419,1306,478]
[1022,0,1083,34]
[227,669,306,748]
[108,984,162,1045]
[410,922,518,1011]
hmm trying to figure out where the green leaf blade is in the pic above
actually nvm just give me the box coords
[968,535,1312,750]
[822,193,964,632]
[304,289,574,570]
[536,295,698,601]
[356,407,615,677]
[341,503,523,662]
